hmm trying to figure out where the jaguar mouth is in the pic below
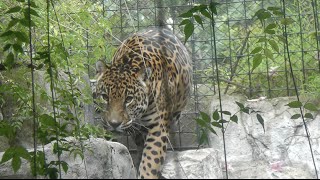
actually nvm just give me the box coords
[100,118,146,136]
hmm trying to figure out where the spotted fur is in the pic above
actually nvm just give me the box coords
[94,28,192,179]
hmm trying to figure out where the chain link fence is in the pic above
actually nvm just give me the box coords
[88,0,320,151]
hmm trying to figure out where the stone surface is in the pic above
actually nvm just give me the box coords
[161,148,223,179]
[0,138,136,179]
[1,91,320,179]
[209,94,319,179]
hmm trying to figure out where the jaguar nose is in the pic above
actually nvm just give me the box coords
[109,122,122,129]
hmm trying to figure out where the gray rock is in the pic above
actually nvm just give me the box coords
[0,137,136,179]
[161,148,223,179]
[209,94,319,179]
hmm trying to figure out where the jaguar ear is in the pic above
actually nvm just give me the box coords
[95,60,109,76]
[138,67,152,82]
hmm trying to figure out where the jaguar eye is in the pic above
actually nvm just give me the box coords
[101,94,109,102]
[125,96,133,104]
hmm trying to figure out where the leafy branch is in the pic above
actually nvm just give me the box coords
[286,100,319,120]
[250,7,294,72]
[178,1,219,43]
[196,101,265,146]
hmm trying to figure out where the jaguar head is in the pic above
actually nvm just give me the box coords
[94,60,151,133]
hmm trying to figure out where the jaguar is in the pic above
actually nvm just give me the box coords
[94,27,192,179]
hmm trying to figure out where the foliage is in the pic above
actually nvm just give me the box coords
[0,0,114,177]
[196,101,265,146]
[178,0,319,147]
[178,0,319,99]
[178,1,219,43]
[286,100,319,120]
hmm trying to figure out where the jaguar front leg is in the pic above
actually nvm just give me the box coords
[138,121,168,179]
[133,132,146,173]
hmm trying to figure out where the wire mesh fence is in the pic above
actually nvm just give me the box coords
[0,0,320,178]
[86,0,320,151]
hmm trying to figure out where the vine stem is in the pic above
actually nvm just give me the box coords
[50,1,89,178]
[27,0,38,177]
[46,0,62,178]
[209,0,228,178]
[281,0,318,178]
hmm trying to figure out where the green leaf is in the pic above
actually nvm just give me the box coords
[179,11,193,18]
[254,9,266,18]
[281,18,294,25]
[184,22,194,43]
[268,39,279,53]
[200,9,212,20]
[242,107,250,114]
[271,10,284,16]
[286,101,302,108]
[221,111,231,115]
[7,18,20,30]
[209,1,219,15]
[230,115,238,123]
[12,156,21,173]
[61,161,68,173]
[251,47,262,54]
[255,9,271,21]
[256,114,265,132]
[264,29,276,34]
[47,167,59,179]
[39,114,56,127]
[304,103,318,111]
[0,30,14,37]
[4,52,15,68]
[252,53,263,71]
[30,1,39,8]
[264,48,273,59]
[277,35,286,43]
[257,37,267,43]
[235,101,244,109]
[195,118,207,127]
[5,6,21,14]
[211,122,222,128]
[199,129,209,146]
[194,15,204,29]
[305,113,314,119]
[36,63,44,70]
[212,110,220,121]
[16,0,25,2]
[19,19,36,27]
[15,147,31,161]
[14,31,28,43]
[179,19,191,26]
[13,44,24,54]
[24,8,40,17]
[291,114,301,119]
[218,119,229,123]
[265,23,277,30]
[3,44,12,51]
[200,111,210,123]
[1,147,15,163]
[195,4,207,11]
[267,7,281,11]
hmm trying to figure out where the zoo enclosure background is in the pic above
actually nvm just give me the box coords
[87,0,320,150]
[0,0,319,151]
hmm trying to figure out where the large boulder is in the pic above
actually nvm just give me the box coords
[209,94,319,179]
[0,137,136,179]
[162,148,223,179]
